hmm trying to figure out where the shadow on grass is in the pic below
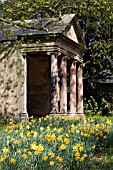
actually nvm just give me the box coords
[92,154,113,170]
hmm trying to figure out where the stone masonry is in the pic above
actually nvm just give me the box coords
[0,42,24,118]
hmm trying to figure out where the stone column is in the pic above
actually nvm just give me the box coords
[70,61,77,114]
[77,64,83,114]
[21,54,28,120]
[51,53,58,113]
[60,57,67,113]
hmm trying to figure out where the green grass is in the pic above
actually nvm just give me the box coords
[92,149,113,170]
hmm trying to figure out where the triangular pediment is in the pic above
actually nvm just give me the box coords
[63,24,79,44]
[61,14,86,48]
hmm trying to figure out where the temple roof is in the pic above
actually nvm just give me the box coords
[0,14,86,48]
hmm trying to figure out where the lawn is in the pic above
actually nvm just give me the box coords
[0,115,113,170]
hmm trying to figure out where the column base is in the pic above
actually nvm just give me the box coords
[49,113,86,119]
[20,113,29,121]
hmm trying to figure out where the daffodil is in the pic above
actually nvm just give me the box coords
[103,135,107,139]
[26,131,31,137]
[30,143,38,150]
[49,161,55,166]
[106,120,112,125]
[57,135,62,141]
[50,134,56,141]
[10,158,16,163]
[26,125,30,129]
[17,149,21,154]
[0,157,5,162]
[60,144,66,150]
[35,144,44,154]
[23,137,27,141]
[14,140,19,144]
[50,152,55,158]
[40,127,44,131]
[23,148,27,152]
[57,128,62,133]
[28,151,32,156]
[46,127,51,133]
[56,156,63,162]
[39,134,42,138]
[8,130,13,133]
[75,152,80,157]
[80,157,84,161]
[33,131,37,138]
[42,155,48,161]
[22,154,27,159]
[79,146,84,151]
[15,130,18,134]
[64,138,70,144]
[3,147,10,153]
[83,153,88,158]
[75,156,80,161]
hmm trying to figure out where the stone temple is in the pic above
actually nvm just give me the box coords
[0,14,86,118]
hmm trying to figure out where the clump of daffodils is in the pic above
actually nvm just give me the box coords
[0,115,112,170]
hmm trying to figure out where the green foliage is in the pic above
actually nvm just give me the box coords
[0,120,7,132]
[84,96,102,116]
[101,97,112,116]
[84,94,113,117]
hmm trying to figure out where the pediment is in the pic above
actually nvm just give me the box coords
[61,15,86,48]
[63,24,79,43]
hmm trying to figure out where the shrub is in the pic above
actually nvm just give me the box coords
[84,96,102,116]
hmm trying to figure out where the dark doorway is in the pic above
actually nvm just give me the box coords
[27,53,50,117]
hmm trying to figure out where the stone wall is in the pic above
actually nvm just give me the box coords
[0,43,51,118]
[0,42,24,118]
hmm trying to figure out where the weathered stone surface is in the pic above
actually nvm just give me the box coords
[70,62,77,113]
[77,64,83,113]
[60,57,67,113]
[0,43,23,118]
[50,54,58,113]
